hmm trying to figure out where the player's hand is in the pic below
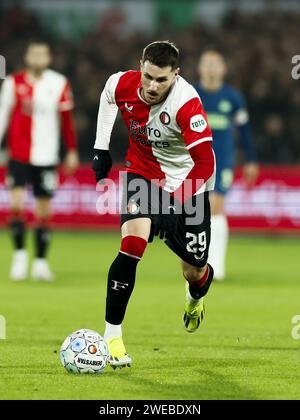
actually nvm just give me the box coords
[92,149,112,183]
[243,162,259,187]
[152,197,181,241]
[63,150,79,176]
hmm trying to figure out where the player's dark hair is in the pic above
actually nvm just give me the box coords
[26,37,52,52]
[199,47,225,61]
[142,41,179,70]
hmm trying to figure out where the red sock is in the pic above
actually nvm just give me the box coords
[187,265,210,288]
[120,235,147,260]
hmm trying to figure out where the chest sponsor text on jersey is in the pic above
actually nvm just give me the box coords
[129,120,170,148]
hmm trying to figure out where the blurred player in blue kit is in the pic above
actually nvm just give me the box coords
[194,50,259,281]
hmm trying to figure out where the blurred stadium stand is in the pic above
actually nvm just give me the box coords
[1,0,300,164]
[0,0,299,232]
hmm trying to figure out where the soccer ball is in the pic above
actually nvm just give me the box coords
[60,329,109,374]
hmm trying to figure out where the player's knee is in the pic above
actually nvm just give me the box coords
[120,235,148,260]
[121,219,151,242]
[183,264,207,283]
[35,199,51,219]
[10,201,24,214]
[36,210,51,220]
[35,215,51,228]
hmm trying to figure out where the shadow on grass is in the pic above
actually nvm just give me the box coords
[110,364,259,400]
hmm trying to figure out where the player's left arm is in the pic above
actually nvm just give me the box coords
[175,97,215,203]
[58,80,79,176]
[233,91,259,186]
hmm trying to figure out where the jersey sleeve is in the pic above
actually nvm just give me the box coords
[172,141,215,203]
[60,109,77,150]
[58,79,77,150]
[231,89,257,162]
[173,95,215,203]
[0,76,15,146]
[231,90,250,126]
[58,80,74,112]
[93,72,124,150]
[176,97,213,150]
[103,71,125,105]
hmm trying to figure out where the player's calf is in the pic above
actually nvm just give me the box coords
[106,235,147,325]
[184,263,214,299]
[9,209,28,281]
[104,235,147,367]
[31,216,54,281]
[9,210,26,251]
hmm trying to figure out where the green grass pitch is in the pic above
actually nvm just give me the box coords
[0,230,299,400]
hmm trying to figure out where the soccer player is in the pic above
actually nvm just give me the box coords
[0,40,78,281]
[92,41,216,368]
[194,50,259,281]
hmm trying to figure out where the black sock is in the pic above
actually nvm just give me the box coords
[35,226,51,258]
[189,264,215,299]
[105,252,139,325]
[10,219,26,250]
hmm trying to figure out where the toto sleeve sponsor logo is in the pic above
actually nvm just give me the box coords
[190,114,207,133]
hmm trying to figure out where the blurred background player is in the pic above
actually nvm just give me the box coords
[92,41,215,368]
[0,40,79,281]
[194,50,259,281]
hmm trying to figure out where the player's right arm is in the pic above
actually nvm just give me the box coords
[92,72,123,182]
[0,76,15,148]
[175,96,215,203]
[232,90,259,186]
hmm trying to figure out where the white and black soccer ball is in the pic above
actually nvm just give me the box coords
[60,329,109,374]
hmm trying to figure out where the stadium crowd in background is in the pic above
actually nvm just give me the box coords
[0,2,299,164]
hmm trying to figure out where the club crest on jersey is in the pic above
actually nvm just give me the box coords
[190,115,207,133]
[159,111,171,125]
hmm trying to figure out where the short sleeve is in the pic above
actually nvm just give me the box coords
[176,97,213,150]
[58,80,74,112]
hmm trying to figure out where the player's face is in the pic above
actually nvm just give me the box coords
[24,44,51,72]
[198,53,226,82]
[140,60,179,105]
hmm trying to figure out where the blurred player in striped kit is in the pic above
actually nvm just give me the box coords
[0,40,79,281]
[194,50,259,281]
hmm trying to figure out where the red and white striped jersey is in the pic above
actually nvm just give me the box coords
[94,70,215,195]
[0,69,76,166]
